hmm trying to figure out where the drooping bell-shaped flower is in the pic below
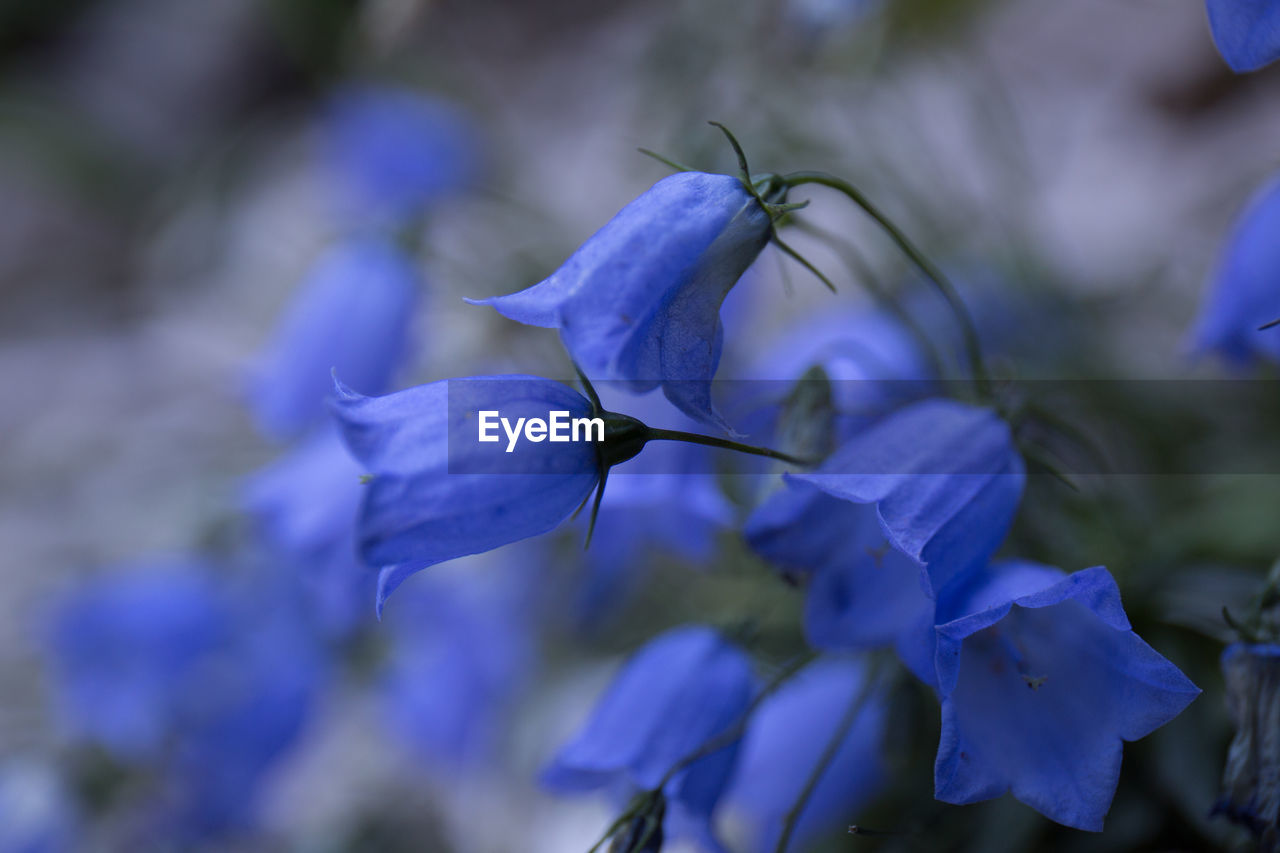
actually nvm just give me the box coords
[722,658,887,852]
[787,397,1025,595]
[1191,174,1280,365]
[542,625,755,851]
[470,171,773,427]
[319,84,476,225]
[1205,0,1280,72]
[247,237,419,440]
[745,479,937,684]
[241,426,376,637]
[1215,642,1280,840]
[932,561,1200,830]
[377,567,532,769]
[330,375,605,611]
[44,563,229,760]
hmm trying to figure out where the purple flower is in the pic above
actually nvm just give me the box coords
[329,375,602,612]
[932,562,1200,830]
[247,237,418,440]
[745,480,937,684]
[788,397,1025,595]
[1190,173,1280,365]
[319,84,476,225]
[470,172,772,428]
[543,626,755,850]
[723,658,887,852]
[1205,0,1280,72]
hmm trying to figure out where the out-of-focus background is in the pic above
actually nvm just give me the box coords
[2,0,1279,850]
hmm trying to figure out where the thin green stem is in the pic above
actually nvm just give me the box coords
[771,233,838,293]
[774,658,885,853]
[658,651,818,790]
[781,171,991,397]
[637,147,696,173]
[645,428,814,467]
[1260,317,1280,331]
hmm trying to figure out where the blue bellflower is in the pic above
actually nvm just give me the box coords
[1191,174,1280,365]
[330,375,602,611]
[724,658,887,852]
[43,563,325,840]
[470,171,773,427]
[44,564,228,760]
[242,426,376,637]
[319,84,476,225]
[745,481,937,684]
[788,398,1025,595]
[1205,0,1280,71]
[543,625,754,851]
[378,570,532,768]
[932,561,1200,830]
[1215,643,1280,836]
[248,237,418,440]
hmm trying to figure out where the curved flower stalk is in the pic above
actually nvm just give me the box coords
[470,170,774,428]
[745,480,937,684]
[247,236,419,440]
[330,373,802,612]
[1205,0,1280,72]
[722,657,887,853]
[788,397,1025,596]
[319,84,476,226]
[932,562,1200,830]
[542,626,755,852]
[1191,173,1280,365]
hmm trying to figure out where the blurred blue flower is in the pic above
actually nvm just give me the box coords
[0,759,78,853]
[330,375,601,612]
[932,561,1200,830]
[788,398,1025,595]
[1205,0,1280,71]
[378,569,532,768]
[43,563,325,840]
[745,481,936,684]
[44,564,228,760]
[723,658,886,852]
[1191,174,1280,365]
[320,84,476,225]
[470,172,772,428]
[248,236,419,440]
[543,625,754,850]
[242,426,375,637]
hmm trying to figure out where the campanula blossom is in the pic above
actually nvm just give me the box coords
[0,759,78,853]
[44,564,228,760]
[319,84,476,225]
[1215,643,1280,838]
[242,426,375,637]
[470,171,773,427]
[247,237,418,440]
[1191,174,1280,365]
[42,563,325,840]
[788,397,1025,595]
[378,568,532,768]
[542,625,754,851]
[723,658,887,852]
[330,375,603,611]
[745,480,937,684]
[1205,0,1280,72]
[932,561,1200,830]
